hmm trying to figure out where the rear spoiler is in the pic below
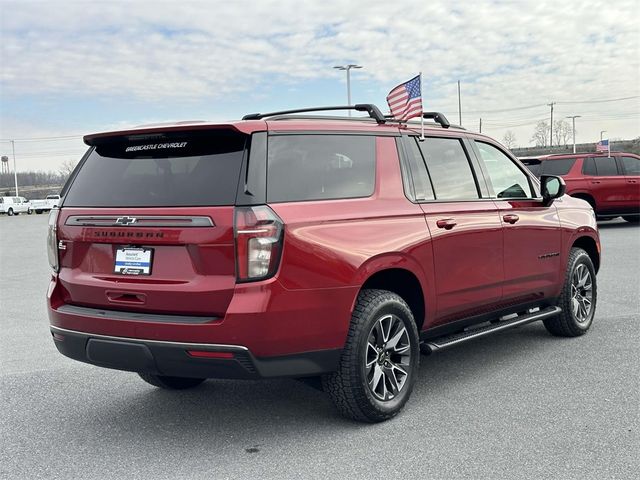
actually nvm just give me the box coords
[84,122,265,146]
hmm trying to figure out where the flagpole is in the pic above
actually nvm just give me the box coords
[608,139,610,158]
[420,72,424,141]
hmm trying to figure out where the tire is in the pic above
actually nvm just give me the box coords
[622,216,640,224]
[322,289,420,422]
[7,208,14,216]
[35,210,42,214]
[544,248,597,337]
[27,208,33,215]
[138,373,206,390]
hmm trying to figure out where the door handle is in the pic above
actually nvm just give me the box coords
[628,180,638,183]
[503,214,520,224]
[436,218,457,230]
[590,181,601,184]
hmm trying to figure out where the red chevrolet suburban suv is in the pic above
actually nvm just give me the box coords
[48,105,600,422]
[520,152,640,222]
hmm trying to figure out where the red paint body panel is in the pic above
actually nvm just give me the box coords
[420,201,503,324]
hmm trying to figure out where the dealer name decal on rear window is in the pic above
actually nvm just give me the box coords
[125,142,188,152]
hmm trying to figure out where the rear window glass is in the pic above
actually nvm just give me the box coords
[419,137,479,200]
[267,135,375,203]
[63,130,247,207]
[403,137,435,201]
[621,156,640,175]
[521,159,542,176]
[592,157,619,176]
[540,158,576,176]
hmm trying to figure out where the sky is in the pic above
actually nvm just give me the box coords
[0,0,639,172]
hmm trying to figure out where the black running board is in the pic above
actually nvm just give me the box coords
[422,306,561,353]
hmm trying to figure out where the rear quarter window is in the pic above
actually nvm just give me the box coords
[266,135,375,203]
[540,158,576,176]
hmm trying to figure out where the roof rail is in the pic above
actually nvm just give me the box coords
[242,104,386,124]
[422,112,450,128]
[385,112,451,129]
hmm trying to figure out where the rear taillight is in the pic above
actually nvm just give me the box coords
[47,208,59,272]
[234,205,284,282]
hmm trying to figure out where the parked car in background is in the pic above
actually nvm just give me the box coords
[47,105,600,422]
[520,152,640,222]
[30,194,61,214]
[0,196,31,216]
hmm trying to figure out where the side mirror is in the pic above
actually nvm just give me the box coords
[540,175,566,206]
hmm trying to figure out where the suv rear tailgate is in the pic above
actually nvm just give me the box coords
[54,128,249,317]
[56,207,235,316]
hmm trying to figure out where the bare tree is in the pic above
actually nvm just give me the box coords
[553,120,573,146]
[502,130,517,149]
[530,121,550,147]
[59,159,78,179]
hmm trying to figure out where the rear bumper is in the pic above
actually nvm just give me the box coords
[50,326,341,379]
[48,276,358,358]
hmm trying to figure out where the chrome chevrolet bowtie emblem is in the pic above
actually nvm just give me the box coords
[115,216,137,225]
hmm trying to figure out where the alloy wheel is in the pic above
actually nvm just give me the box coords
[365,314,411,401]
[571,264,593,323]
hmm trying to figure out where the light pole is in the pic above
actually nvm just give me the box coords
[566,115,581,153]
[334,64,362,116]
[547,102,556,147]
[600,130,607,141]
[11,140,18,196]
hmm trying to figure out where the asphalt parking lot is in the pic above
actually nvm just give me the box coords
[1,213,638,480]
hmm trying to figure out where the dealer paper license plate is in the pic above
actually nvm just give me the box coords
[114,247,153,275]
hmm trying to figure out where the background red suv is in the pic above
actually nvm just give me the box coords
[520,152,640,222]
[48,105,601,422]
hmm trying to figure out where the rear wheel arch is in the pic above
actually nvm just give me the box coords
[572,236,600,273]
[358,268,426,332]
[571,192,596,210]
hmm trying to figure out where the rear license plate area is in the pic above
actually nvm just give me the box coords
[114,247,153,275]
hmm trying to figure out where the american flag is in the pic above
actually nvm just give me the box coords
[386,74,423,121]
[596,139,609,152]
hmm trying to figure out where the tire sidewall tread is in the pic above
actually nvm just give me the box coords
[323,289,420,423]
[544,247,597,337]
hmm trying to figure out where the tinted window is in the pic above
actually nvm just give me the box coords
[541,158,576,176]
[582,157,597,175]
[64,130,246,207]
[621,156,640,175]
[521,159,542,176]
[592,157,619,176]
[418,138,479,200]
[403,137,435,201]
[476,142,532,198]
[267,135,375,203]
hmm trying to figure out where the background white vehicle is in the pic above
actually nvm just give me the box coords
[0,196,31,216]
[30,194,61,214]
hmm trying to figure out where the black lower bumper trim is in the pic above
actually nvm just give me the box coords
[50,327,341,379]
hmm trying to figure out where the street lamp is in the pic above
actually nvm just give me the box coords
[566,115,581,153]
[334,64,362,116]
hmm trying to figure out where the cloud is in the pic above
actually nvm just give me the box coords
[2,0,637,100]
[0,0,638,168]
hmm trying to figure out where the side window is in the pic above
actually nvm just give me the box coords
[592,157,620,176]
[582,157,597,175]
[402,137,435,201]
[418,137,479,200]
[540,158,576,176]
[475,141,533,198]
[267,135,375,203]
[621,156,640,175]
